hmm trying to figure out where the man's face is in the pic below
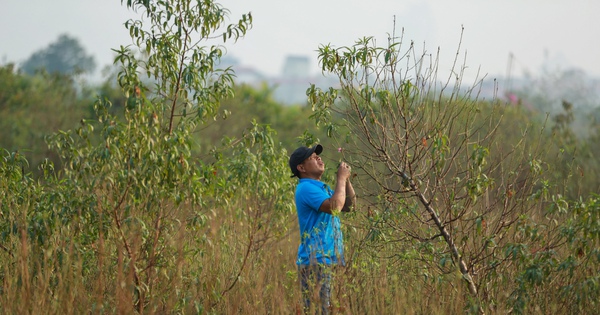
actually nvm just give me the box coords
[298,152,324,179]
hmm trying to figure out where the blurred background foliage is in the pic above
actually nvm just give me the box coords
[2,59,598,200]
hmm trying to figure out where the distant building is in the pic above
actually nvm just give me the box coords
[272,56,312,104]
[281,55,310,78]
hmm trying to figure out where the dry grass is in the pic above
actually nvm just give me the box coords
[1,197,596,315]
[0,201,466,315]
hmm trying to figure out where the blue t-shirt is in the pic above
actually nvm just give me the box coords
[295,178,344,266]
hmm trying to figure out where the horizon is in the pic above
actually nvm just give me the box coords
[1,1,599,90]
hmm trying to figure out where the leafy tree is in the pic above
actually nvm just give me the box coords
[20,34,96,75]
[1,1,292,313]
[308,32,552,312]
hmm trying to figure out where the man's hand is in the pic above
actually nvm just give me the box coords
[337,161,351,182]
[320,161,355,214]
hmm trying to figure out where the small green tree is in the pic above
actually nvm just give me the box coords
[0,0,291,313]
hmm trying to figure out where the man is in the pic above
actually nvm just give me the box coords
[289,144,356,314]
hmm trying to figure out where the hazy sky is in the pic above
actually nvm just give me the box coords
[2,0,599,81]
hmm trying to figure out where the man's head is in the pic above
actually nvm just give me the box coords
[289,144,324,179]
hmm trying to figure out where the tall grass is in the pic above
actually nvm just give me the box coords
[0,194,468,314]
[2,187,600,314]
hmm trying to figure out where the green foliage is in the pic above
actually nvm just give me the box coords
[0,64,93,172]
[117,0,252,134]
[503,194,600,314]
[545,100,600,199]
[514,67,600,200]
[20,34,96,75]
[199,83,317,151]
[1,1,292,313]
[0,149,33,248]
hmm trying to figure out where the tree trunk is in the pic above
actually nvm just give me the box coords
[414,186,479,296]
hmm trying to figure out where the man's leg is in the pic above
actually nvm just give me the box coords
[318,266,333,315]
[298,264,333,315]
[298,265,315,314]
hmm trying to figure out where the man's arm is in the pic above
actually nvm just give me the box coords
[341,180,356,212]
[319,162,352,214]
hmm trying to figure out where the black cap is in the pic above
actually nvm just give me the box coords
[289,144,323,178]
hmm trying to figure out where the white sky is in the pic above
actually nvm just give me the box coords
[1,0,599,81]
